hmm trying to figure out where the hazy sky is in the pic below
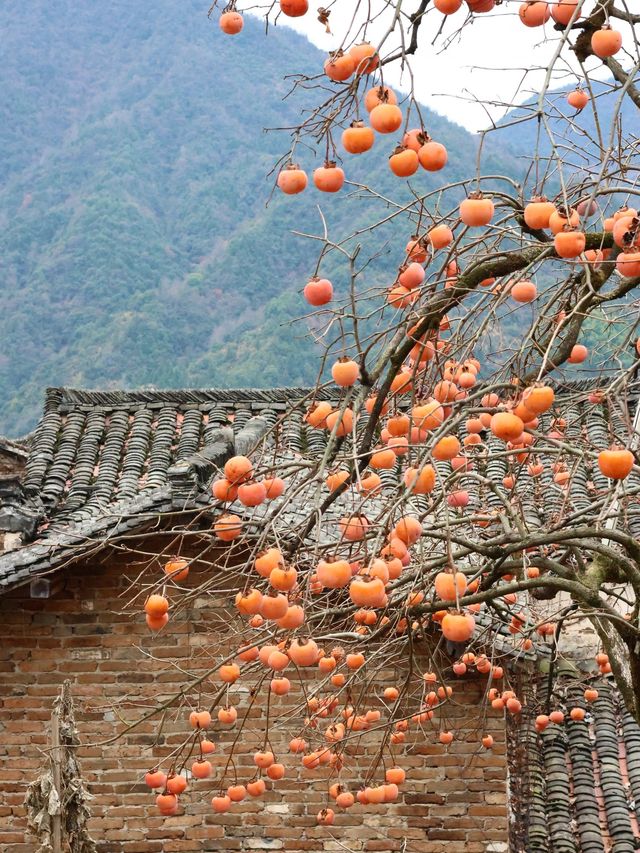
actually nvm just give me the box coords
[271,2,635,133]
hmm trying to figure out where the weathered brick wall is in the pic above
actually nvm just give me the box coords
[542,589,631,667]
[0,549,509,853]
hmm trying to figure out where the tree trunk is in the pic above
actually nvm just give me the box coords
[592,615,640,724]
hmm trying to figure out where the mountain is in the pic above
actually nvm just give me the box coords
[499,78,640,159]
[0,0,537,434]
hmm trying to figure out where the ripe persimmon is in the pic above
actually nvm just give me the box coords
[280,0,308,15]
[551,0,579,25]
[304,277,333,306]
[434,0,463,13]
[219,11,243,33]
[277,164,308,195]
[157,793,178,814]
[145,769,166,789]
[389,145,419,177]
[214,513,243,541]
[518,1,551,27]
[591,26,622,58]
[145,595,169,618]
[369,103,403,134]
[324,51,355,82]
[429,223,453,249]
[554,228,586,258]
[442,612,475,642]
[364,85,397,112]
[331,357,360,386]
[598,447,634,479]
[166,774,188,795]
[567,88,589,110]
[342,121,375,154]
[350,42,379,75]
[460,193,494,227]
[314,162,345,193]
[163,558,189,582]
[524,197,555,229]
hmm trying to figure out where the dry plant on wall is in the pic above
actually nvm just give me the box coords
[25,681,96,853]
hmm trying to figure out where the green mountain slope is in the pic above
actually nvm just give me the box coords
[0,0,522,434]
[500,78,640,156]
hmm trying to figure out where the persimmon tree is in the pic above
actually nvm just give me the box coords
[126,0,640,824]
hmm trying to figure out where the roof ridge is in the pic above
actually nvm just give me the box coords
[46,386,328,408]
[43,378,639,410]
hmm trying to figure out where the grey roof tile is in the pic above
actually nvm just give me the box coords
[522,684,640,852]
[176,408,202,460]
[592,688,637,851]
[117,408,153,500]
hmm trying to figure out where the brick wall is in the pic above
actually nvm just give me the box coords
[0,548,510,853]
[539,589,631,668]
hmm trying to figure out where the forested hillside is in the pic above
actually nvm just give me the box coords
[0,0,625,434]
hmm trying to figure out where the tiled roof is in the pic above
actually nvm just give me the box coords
[0,382,638,593]
[519,683,640,852]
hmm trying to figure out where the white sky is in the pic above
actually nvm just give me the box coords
[269,1,636,133]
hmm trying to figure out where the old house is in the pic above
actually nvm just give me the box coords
[1,385,639,852]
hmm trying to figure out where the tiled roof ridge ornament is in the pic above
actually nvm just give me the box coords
[234,414,273,457]
[0,431,36,546]
[0,435,30,458]
[167,411,273,505]
[0,475,43,542]
[167,426,235,503]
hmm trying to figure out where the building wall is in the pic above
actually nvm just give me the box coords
[0,549,509,853]
[536,589,629,668]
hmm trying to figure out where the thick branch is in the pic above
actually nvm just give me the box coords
[592,616,640,722]
[609,5,640,25]
[604,56,640,111]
